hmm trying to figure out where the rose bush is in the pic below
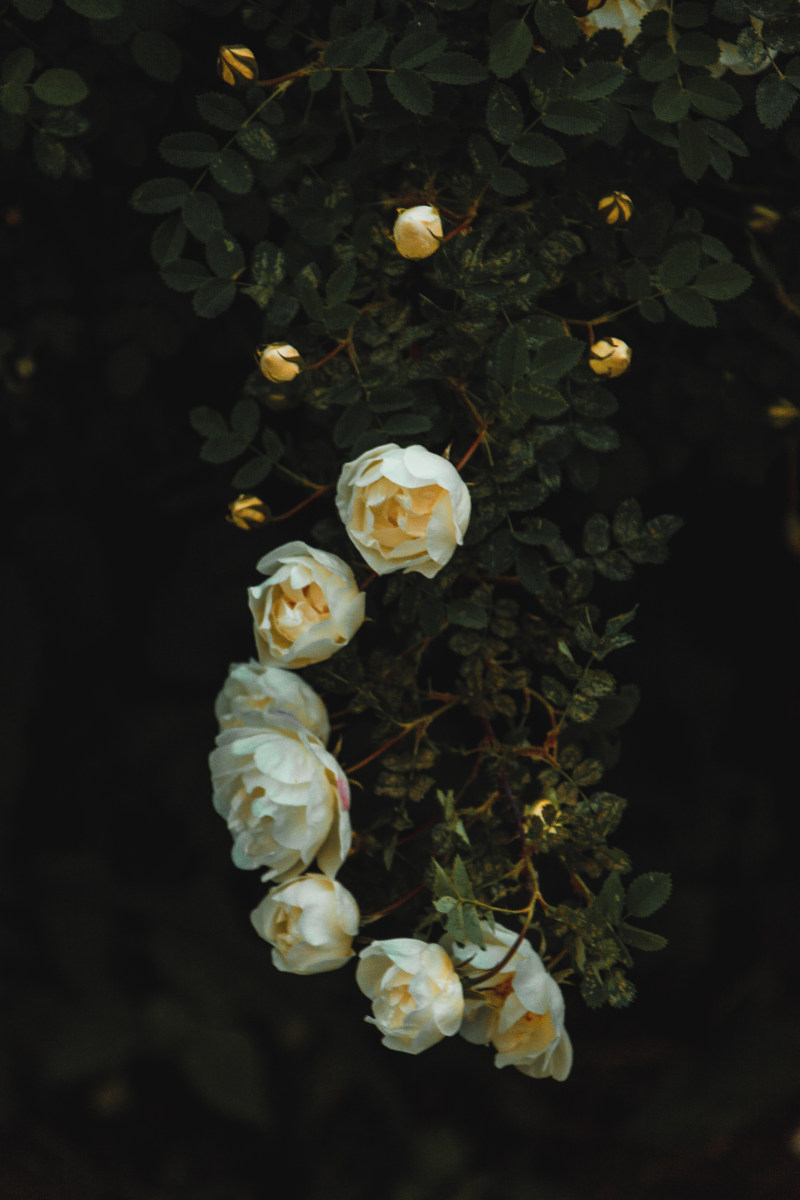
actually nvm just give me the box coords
[335,443,471,579]
[356,938,464,1054]
[250,874,360,975]
[447,923,573,1081]
[214,659,330,744]
[209,711,351,882]
[248,541,365,669]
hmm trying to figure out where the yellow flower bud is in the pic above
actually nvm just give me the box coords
[392,205,443,259]
[588,337,632,378]
[227,494,269,530]
[597,191,633,225]
[747,204,781,234]
[767,399,799,429]
[216,45,259,89]
[258,343,303,383]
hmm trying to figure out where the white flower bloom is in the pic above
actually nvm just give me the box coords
[259,342,303,382]
[251,875,360,975]
[214,659,330,744]
[447,922,573,1081]
[248,541,365,669]
[209,711,351,882]
[336,443,471,579]
[392,205,443,259]
[581,0,667,45]
[357,939,464,1054]
[589,337,632,378]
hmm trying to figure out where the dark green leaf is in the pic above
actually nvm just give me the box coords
[132,31,181,82]
[2,48,35,83]
[130,177,190,215]
[1,84,29,115]
[583,513,611,554]
[531,337,584,382]
[595,871,625,924]
[200,433,248,463]
[638,43,680,81]
[230,398,259,442]
[325,23,388,68]
[574,422,619,452]
[159,132,218,169]
[490,166,527,196]
[65,0,122,15]
[160,258,211,292]
[447,599,489,629]
[664,288,716,326]
[657,240,701,289]
[566,61,626,100]
[489,19,534,79]
[192,278,237,319]
[196,92,248,131]
[756,73,798,129]
[486,83,524,143]
[326,262,357,306]
[381,412,433,436]
[509,131,565,166]
[516,545,549,594]
[182,191,224,241]
[513,385,569,419]
[209,149,253,194]
[236,125,277,162]
[387,69,433,115]
[652,78,690,123]
[493,325,530,388]
[678,118,710,181]
[190,407,227,437]
[619,924,668,952]
[541,98,605,135]
[626,871,672,918]
[422,52,488,84]
[206,230,245,278]
[342,67,373,106]
[32,68,88,106]
[151,215,186,266]
[308,69,332,92]
[13,0,52,14]
[231,457,274,489]
[692,261,752,300]
[677,31,720,65]
[468,133,499,174]
[390,31,448,70]
[686,75,741,119]
[534,0,580,47]
[612,498,643,544]
[334,402,372,447]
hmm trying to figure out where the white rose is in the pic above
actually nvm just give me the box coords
[392,205,443,259]
[447,922,573,1081]
[251,875,360,975]
[335,443,471,579]
[209,711,351,882]
[248,541,365,669]
[356,939,464,1054]
[588,337,632,379]
[581,0,667,45]
[214,659,330,744]
[259,342,303,382]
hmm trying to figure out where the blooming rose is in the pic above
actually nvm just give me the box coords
[335,443,471,578]
[356,939,464,1054]
[392,205,443,259]
[251,874,360,974]
[248,541,365,669]
[446,922,572,1081]
[209,711,351,882]
[581,0,667,45]
[214,659,330,744]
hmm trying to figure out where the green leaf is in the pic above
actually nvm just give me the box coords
[32,68,88,106]
[486,83,524,143]
[13,0,52,16]
[326,262,357,306]
[422,52,488,84]
[535,0,580,47]
[531,337,584,382]
[132,31,181,82]
[493,325,530,387]
[206,230,245,278]
[231,457,274,489]
[652,78,690,123]
[380,412,433,436]
[756,73,799,129]
[231,398,259,442]
[583,513,611,554]
[324,23,389,68]
[342,67,373,106]
[196,92,248,131]
[595,871,625,924]
[468,133,499,174]
[513,385,569,419]
[390,31,448,70]
[130,177,190,215]
[625,871,672,918]
[182,191,224,241]
[489,19,534,79]
[387,69,433,115]
[65,0,122,15]
[619,924,668,952]
[699,119,747,156]
[673,2,709,27]
[516,545,549,595]
[612,497,643,544]
[686,74,741,119]
[159,131,218,168]
[2,48,35,84]
[209,149,253,194]
[566,61,626,100]
[663,287,716,326]
[334,402,372,448]
[160,258,211,292]
[192,278,237,319]
[541,99,605,135]
[199,433,248,463]
[574,422,619,452]
[509,131,565,166]
[490,166,527,196]
[447,599,489,629]
[692,261,752,300]
[32,131,66,177]
[678,118,710,181]
[638,43,680,81]
[308,69,332,92]
[190,407,227,437]
[151,215,186,266]
[657,240,701,289]
[677,31,720,65]
[1,83,29,115]
[235,125,277,162]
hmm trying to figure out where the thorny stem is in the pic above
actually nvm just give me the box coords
[345,697,462,774]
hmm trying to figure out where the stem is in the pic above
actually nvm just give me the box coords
[345,698,461,774]
[455,423,488,472]
[270,484,331,523]
[361,882,427,924]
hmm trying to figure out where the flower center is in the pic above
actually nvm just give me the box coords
[370,482,445,549]
[271,580,331,643]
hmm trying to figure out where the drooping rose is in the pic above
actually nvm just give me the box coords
[248,541,365,669]
[209,711,351,882]
[335,443,471,578]
[356,939,464,1054]
[251,874,360,974]
[446,922,573,1081]
[214,659,330,745]
[392,205,443,259]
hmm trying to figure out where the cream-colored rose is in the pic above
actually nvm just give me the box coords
[581,0,667,45]
[392,205,443,259]
[335,443,471,579]
[248,541,365,669]
[259,343,303,382]
[214,659,330,744]
[589,337,632,378]
[356,939,464,1054]
[209,711,351,882]
[251,875,360,974]
[447,922,572,1081]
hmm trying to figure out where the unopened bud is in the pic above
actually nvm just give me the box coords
[392,205,443,259]
[258,342,303,382]
[767,398,799,429]
[588,337,632,378]
[597,191,633,225]
[217,45,258,88]
[747,204,781,234]
[227,494,269,530]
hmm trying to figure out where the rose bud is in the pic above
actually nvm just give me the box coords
[227,494,269,530]
[259,343,303,383]
[588,337,632,378]
[217,44,259,88]
[747,204,781,234]
[597,191,633,225]
[392,205,443,259]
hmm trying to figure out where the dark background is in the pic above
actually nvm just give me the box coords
[3,5,800,1198]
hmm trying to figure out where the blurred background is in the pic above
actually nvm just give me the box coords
[3,3,800,1197]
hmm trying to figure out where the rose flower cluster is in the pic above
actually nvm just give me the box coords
[209,439,572,1079]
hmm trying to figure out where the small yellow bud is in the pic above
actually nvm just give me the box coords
[227,494,269,530]
[767,399,799,429]
[747,204,781,234]
[392,205,443,259]
[258,342,303,383]
[216,45,259,88]
[598,191,633,225]
[15,356,36,378]
[588,337,632,378]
